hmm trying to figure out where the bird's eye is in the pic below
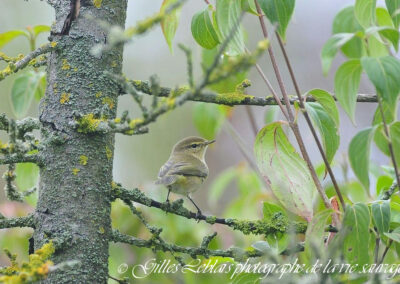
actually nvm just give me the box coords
[190,144,197,148]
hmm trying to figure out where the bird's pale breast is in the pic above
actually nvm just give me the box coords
[168,175,206,195]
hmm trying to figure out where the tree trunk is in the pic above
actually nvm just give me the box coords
[33,1,127,282]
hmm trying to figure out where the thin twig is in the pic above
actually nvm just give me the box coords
[0,214,35,229]
[244,106,259,136]
[274,32,345,209]
[378,97,400,192]
[254,0,338,223]
[0,43,53,82]
[379,240,393,264]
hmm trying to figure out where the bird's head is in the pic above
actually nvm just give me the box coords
[172,136,215,160]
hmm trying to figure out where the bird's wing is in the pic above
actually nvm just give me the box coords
[168,162,208,178]
[156,159,208,186]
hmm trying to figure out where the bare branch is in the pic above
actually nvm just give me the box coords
[110,229,263,260]
[127,80,378,106]
[0,214,35,229]
[0,43,53,82]
[0,153,41,165]
[111,185,316,236]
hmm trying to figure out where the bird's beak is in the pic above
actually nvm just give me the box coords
[204,139,216,145]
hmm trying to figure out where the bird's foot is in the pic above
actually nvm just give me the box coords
[195,210,203,222]
[164,199,171,215]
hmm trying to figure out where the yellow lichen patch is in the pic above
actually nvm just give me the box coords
[76,113,103,133]
[0,51,12,62]
[128,118,144,129]
[169,86,189,98]
[111,61,117,68]
[1,64,14,77]
[102,97,114,109]
[72,168,80,175]
[215,92,255,106]
[0,242,54,283]
[61,59,71,70]
[106,146,112,160]
[95,91,102,98]
[113,118,121,123]
[111,181,118,190]
[0,141,8,150]
[29,58,37,66]
[166,97,175,109]
[50,41,58,48]
[79,155,88,166]
[98,226,105,234]
[60,92,70,104]
[73,67,78,72]
[93,0,102,8]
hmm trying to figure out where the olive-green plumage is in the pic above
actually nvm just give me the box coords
[156,136,215,215]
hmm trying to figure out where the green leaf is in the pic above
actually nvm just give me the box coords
[264,106,278,124]
[191,7,220,49]
[334,59,362,123]
[321,33,356,75]
[376,175,394,196]
[365,26,399,51]
[0,30,29,49]
[305,102,340,165]
[362,56,400,106]
[216,0,245,56]
[349,127,376,190]
[306,89,339,127]
[32,25,51,37]
[11,71,42,118]
[372,200,391,236]
[258,0,295,41]
[241,0,259,15]
[34,72,46,101]
[263,202,286,219]
[376,7,395,27]
[202,47,247,93]
[254,122,314,221]
[384,227,400,242]
[251,241,270,253]
[355,0,377,28]
[304,209,333,264]
[15,163,39,191]
[342,203,371,267]
[208,167,237,207]
[385,0,400,28]
[193,103,227,140]
[332,6,365,58]
[390,122,400,166]
[367,34,389,57]
[160,0,182,53]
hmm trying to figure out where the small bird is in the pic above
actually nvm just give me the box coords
[156,136,215,217]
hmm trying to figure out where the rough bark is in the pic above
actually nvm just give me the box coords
[33,1,127,283]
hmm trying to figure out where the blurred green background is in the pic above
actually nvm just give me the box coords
[0,0,390,283]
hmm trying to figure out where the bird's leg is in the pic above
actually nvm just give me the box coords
[164,188,171,216]
[166,189,171,203]
[187,195,202,220]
